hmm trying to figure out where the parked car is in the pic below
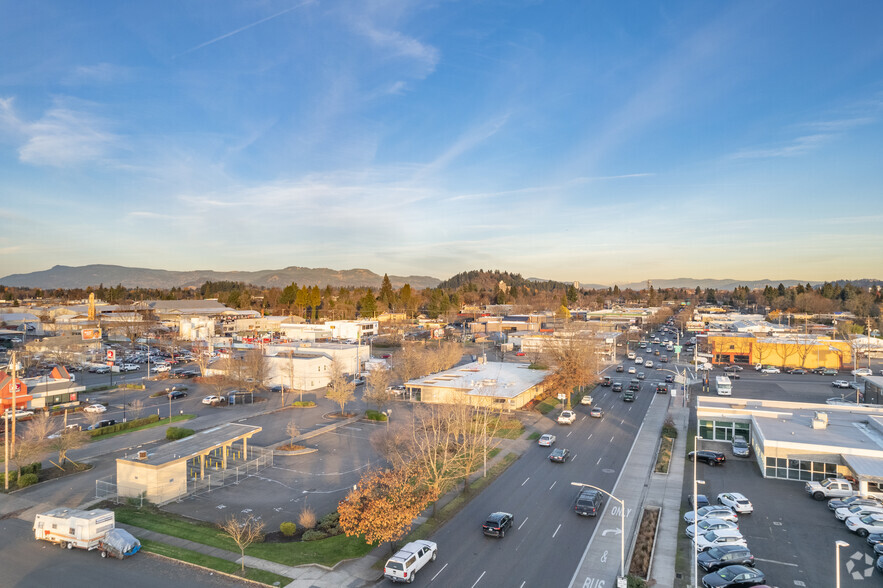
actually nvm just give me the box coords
[557,411,576,425]
[697,545,755,572]
[482,512,514,537]
[83,404,107,414]
[2,409,35,421]
[732,437,750,458]
[689,450,726,466]
[689,494,710,509]
[549,448,571,463]
[835,504,883,521]
[87,419,116,431]
[866,532,883,546]
[48,424,82,439]
[153,363,171,373]
[717,492,753,514]
[788,368,807,375]
[853,368,873,376]
[846,513,883,537]
[686,518,739,538]
[538,434,556,447]
[574,487,604,517]
[90,366,110,374]
[383,539,437,584]
[168,390,187,400]
[701,564,765,588]
[202,395,223,405]
[829,496,883,512]
[823,368,838,375]
[760,367,780,374]
[832,380,851,389]
[685,506,738,525]
[121,363,139,372]
[694,528,746,552]
[590,406,604,418]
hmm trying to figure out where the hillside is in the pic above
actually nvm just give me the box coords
[0,264,441,290]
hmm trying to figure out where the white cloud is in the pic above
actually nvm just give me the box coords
[64,63,130,84]
[0,96,119,167]
[730,134,830,159]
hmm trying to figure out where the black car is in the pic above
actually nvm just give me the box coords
[574,488,604,517]
[87,419,116,431]
[665,374,675,383]
[549,448,570,463]
[788,368,807,375]
[612,382,623,392]
[829,496,882,512]
[867,532,883,546]
[701,565,765,588]
[690,494,710,509]
[656,384,669,394]
[689,450,726,466]
[616,365,624,373]
[601,377,612,387]
[168,390,187,399]
[482,512,514,537]
[698,545,756,572]
[637,372,646,380]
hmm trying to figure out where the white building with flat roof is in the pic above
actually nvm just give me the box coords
[405,360,549,409]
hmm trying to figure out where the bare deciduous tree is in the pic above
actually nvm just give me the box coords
[285,419,299,447]
[49,428,89,467]
[219,514,265,572]
[543,326,598,409]
[242,349,269,393]
[326,358,356,416]
[364,367,393,411]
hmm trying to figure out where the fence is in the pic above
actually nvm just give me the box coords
[94,445,274,505]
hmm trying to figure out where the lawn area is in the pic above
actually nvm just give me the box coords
[140,539,290,586]
[492,418,525,439]
[115,506,373,568]
[92,414,195,440]
[535,397,560,415]
[527,431,541,441]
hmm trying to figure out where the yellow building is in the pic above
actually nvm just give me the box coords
[708,334,852,369]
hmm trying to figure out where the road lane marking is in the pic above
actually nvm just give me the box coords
[522,477,530,486]
[567,431,572,437]
[549,481,557,490]
[597,457,602,465]
[519,582,526,588]
[553,523,562,538]
[518,517,528,530]
[621,419,625,425]
[431,563,448,581]
[754,557,799,567]
[587,433,593,440]
[610,436,615,443]
[572,453,577,461]
[471,571,486,588]
[581,415,587,421]
[628,406,632,411]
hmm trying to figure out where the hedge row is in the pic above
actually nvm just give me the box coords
[166,427,194,441]
[90,414,161,437]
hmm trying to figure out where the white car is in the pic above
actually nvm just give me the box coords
[832,380,851,389]
[153,363,171,373]
[693,528,746,552]
[202,395,223,405]
[2,409,35,420]
[557,411,576,425]
[685,517,738,538]
[846,513,883,537]
[121,363,139,372]
[684,505,738,525]
[628,367,637,374]
[635,357,644,364]
[645,360,654,368]
[760,367,781,374]
[538,434,556,447]
[852,368,873,376]
[835,504,883,521]
[83,404,107,414]
[580,395,592,405]
[717,492,753,514]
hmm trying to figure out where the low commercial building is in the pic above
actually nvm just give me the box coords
[114,423,265,503]
[264,352,332,391]
[707,333,852,369]
[697,397,883,495]
[405,360,548,409]
[20,366,83,410]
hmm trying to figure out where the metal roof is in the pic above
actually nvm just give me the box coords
[842,455,883,484]
[118,422,261,467]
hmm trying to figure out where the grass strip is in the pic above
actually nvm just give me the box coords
[536,397,560,415]
[139,538,290,586]
[114,506,373,568]
[92,414,195,440]
[526,431,541,441]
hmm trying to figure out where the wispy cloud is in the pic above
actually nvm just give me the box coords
[354,21,440,78]
[421,113,511,177]
[174,1,315,58]
[0,96,119,167]
[731,115,877,159]
[63,63,130,85]
[446,173,653,203]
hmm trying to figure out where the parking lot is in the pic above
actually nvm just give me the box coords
[680,365,883,587]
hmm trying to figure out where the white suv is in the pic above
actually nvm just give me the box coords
[846,513,883,537]
[384,540,437,583]
[557,411,576,425]
[693,528,746,552]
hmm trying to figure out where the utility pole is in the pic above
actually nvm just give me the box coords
[10,351,17,452]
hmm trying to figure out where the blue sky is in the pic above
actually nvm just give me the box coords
[1,1,882,285]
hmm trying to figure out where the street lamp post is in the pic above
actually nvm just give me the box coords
[692,435,706,588]
[571,482,626,582]
[835,540,849,588]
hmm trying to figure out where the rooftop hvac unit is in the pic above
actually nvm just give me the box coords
[137,451,148,460]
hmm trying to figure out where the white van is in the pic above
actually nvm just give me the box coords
[715,376,732,396]
[384,540,438,583]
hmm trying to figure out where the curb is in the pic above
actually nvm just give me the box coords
[141,549,271,587]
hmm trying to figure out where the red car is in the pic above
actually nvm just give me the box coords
[515,352,525,356]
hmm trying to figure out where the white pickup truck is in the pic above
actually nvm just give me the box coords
[805,477,883,501]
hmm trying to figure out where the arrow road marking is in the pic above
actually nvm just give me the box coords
[601,528,623,536]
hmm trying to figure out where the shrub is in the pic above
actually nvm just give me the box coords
[661,416,678,439]
[166,427,194,441]
[292,401,316,407]
[20,462,42,476]
[364,409,388,421]
[18,473,39,488]
[0,471,19,488]
[279,521,297,536]
[317,511,340,528]
[301,529,327,541]
[298,506,317,530]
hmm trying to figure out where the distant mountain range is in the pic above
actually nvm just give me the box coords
[604,278,882,291]
[0,264,441,290]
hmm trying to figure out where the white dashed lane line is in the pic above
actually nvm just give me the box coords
[522,477,530,486]
[431,563,448,581]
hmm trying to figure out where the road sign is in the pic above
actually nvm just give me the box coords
[557,393,567,400]
[106,349,116,361]
[674,345,682,354]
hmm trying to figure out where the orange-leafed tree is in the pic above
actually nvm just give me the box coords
[338,466,436,551]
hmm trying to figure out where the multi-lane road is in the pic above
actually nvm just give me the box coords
[419,375,656,588]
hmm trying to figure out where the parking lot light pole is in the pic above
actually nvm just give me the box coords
[835,540,849,588]
[571,482,625,582]
[692,435,706,588]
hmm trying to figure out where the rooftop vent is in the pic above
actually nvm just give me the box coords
[137,450,148,460]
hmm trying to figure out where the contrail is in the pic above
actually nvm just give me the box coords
[174,1,314,59]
